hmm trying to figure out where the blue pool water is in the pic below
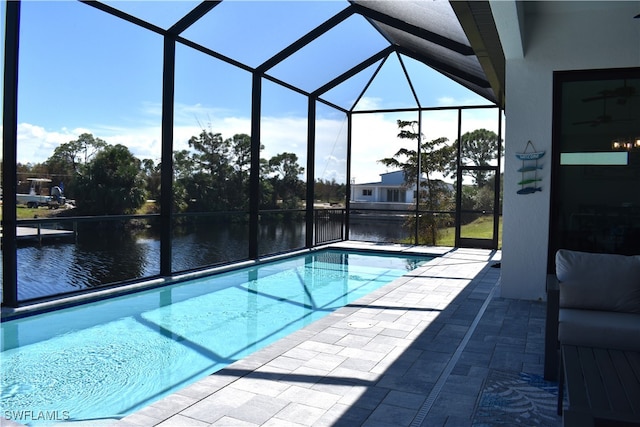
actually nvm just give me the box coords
[0,250,429,424]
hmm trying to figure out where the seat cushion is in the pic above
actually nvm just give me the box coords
[558,308,640,351]
[556,249,640,313]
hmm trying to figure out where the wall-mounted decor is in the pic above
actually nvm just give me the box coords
[516,140,545,195]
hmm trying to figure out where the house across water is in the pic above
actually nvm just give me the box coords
[350,171,453,211]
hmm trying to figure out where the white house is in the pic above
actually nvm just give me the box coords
[350,171,454,211]
[351,171,414,205]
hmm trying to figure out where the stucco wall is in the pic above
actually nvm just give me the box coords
[499,2,640,300]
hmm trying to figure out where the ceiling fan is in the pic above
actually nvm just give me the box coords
[573,80,638,126]
[573,97,614,127]
[581,80,638,105]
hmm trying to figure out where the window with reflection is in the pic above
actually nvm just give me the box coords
[550,68,640,262]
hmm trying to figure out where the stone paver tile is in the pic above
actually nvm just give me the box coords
[277,385,342,410]
[382,390,427,410]
[155,414,209,427]
[337,357,378,373]
[297,340,344,355]
[429,390,477,418]
[313,403,372,427]
[329,366,380,384]
[263,355,305,371]
[337,385,389,409]
[361,340,396,355]
[283,347,320,361]
[180,388,256,423]
[210,416,259,426]
[124,404,172,424]
[335,333,374,348]
[368,334,414,349]
[302,352,347,371]
[375,372,437,394]
[311,330,349,344]
[196,373,238,391]
[272,403,326,426]
[287,365,327,387]
[252,364,292,378]
[175,381,220,400]
[261,418,307,427]
[147,393,198,419]
[375,320,416,332]
[370,347,407,373]
[337,347,388,363]
[226,394,290,425]
[311,380,357,396]
[362,403,417,427]
[380,327,411,338]
[228,376,290,397]
[373,311,402,322]
[115,412,162,426]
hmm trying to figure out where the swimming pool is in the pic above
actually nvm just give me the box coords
[1,249,430,424]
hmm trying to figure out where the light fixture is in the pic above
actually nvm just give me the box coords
[612,136,640,151]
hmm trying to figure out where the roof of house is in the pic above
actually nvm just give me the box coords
[355,171,406,186]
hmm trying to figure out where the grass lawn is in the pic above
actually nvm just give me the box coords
[436,215,503,248]
[0,205,69,221]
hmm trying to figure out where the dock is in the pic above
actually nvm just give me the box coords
[1,226,75,242]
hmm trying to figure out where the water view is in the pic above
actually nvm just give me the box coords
[3,219,408,302]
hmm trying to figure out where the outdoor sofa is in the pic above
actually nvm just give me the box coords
[553,249,640,426]
[555,249,640,352]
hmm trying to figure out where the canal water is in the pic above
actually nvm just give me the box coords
[2,220,410,302]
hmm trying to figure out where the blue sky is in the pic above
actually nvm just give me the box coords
[7,1,499,184]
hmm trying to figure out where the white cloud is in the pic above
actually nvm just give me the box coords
[10,105,500,187]
[16,123,92,164]
[437,96,456,106]
[354,97,383,111]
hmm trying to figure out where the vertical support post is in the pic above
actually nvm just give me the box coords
[305,98,316,248]
[160,36,175,276]
[493,108,503,248]
[415,113,422,245]
[344,113,352,241]
[2,0,21,307]
[454,108,463,247]
[248,73,262,259]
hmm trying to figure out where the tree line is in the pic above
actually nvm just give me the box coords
[12,121,499,244]
[15,131,345,216]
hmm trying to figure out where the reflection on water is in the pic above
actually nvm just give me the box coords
[3,219,407,302]
[348,218,410,243]
[8,220,307,301]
